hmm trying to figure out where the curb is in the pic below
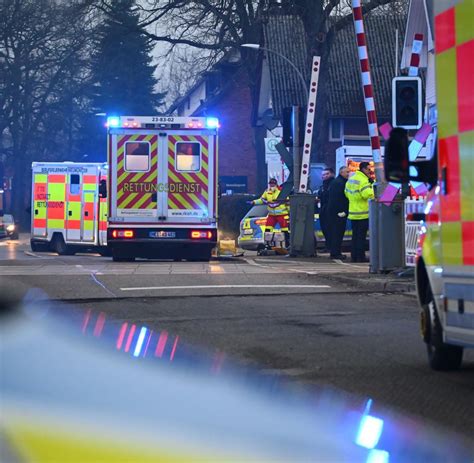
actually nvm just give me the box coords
[314,272,416,293]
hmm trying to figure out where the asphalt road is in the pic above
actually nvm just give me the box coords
[1,236,473,449]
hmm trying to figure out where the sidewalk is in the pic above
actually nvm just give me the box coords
[245,251,416,294]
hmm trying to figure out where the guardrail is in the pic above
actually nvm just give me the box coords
[404,197,426,267]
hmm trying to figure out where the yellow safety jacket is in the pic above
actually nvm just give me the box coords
[254,188,289,216]
[344,171,374,220]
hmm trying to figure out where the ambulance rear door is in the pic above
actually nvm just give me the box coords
[109,130,159,224]
[161,130,216,225]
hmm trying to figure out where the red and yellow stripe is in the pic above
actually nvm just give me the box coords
[116,134,158,210]
[167,135,209,212]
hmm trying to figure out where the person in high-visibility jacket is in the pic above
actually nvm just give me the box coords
[344,162,374,262]
[250,178,289,246]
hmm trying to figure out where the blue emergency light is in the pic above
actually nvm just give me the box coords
[107,116,120,128]
[206,117,219,128]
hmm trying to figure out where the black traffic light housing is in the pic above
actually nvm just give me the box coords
[281,106,305,148]
[392,76,422,129]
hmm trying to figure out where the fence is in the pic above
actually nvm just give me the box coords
[404,197,426,267]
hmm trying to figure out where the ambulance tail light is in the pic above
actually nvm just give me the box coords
[111,229,135,239]
[191,230,213,239]
[254,219,267,226]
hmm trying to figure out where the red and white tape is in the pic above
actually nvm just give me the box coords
[352,0,382,165]
[299,56,320,193]
[408,33,424,77]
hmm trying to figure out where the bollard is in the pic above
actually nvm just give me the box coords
[369,198,405,273]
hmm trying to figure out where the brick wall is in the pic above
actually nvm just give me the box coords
[208,77,257,193]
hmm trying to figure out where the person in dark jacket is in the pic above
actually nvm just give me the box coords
[316,167,335,251]
[327,166,350,259]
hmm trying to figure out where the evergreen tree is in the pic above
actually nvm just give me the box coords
[91,0,165,115]
[79,0,165,161]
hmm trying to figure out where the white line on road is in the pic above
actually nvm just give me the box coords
[24,251,42,258]
[120,284,331,291]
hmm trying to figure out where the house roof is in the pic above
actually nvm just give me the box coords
[329,14,407,118]
[262,15,310,118]
[263,11,407,119]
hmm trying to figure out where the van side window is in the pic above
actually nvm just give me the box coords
[125,142,150,172]
[70,174,80,195]
[176,142,201,172]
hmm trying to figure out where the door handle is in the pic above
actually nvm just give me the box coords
[151,192,157,202]
[35,209,38,215]
[84,211,89,217]
[68,211,72,217]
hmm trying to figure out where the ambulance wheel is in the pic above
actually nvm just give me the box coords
[52,234,74,256]
[187,255,211,262]
[112,251,135,262]
[422,297,463,371]
[98,247,111,257]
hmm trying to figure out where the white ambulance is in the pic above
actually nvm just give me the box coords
[31,162,108,255]
[106,116,218,261]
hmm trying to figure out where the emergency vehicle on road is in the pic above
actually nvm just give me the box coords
[106,116,218,261]
[30,162,108,255]
[386,0,473,370]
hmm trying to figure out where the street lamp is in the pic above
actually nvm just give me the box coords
[241,43,309,96]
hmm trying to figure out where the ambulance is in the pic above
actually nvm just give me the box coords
[106,116,218,261]
[385,0,473,370]
[30,162,108,255]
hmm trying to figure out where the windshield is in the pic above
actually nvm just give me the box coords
[246,205,268,218]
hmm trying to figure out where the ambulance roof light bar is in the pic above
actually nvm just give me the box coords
[105,116,220,129]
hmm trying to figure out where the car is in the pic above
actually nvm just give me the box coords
[3,214,19,240]
[237,204,353,253]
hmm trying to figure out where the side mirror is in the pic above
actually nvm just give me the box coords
[99,180,107,198]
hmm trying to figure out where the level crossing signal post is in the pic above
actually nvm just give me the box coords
[277,106,316,257]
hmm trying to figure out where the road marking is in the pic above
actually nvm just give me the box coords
[120,284,331,291]
[24,251,42,258]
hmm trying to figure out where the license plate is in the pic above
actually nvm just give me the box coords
[243,229,253,235]
[149,231,176,238]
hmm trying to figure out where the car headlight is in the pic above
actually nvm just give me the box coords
[6,224,15,232]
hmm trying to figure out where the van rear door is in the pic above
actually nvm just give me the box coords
[110,130,159,223]
[162,131,216,224]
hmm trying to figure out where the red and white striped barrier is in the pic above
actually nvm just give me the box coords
[408,33,424,77]
[352,0,382,177]
[299,56,320,193]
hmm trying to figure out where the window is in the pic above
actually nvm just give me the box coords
[176,142,201,172]
[329,119,343,141]
[125,142,150,172]
[70,174,80,195]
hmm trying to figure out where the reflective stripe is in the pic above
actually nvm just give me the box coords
[344,189,360,194]
[360,185,372,192]
[349,210,369,215]
[348,179,360,185]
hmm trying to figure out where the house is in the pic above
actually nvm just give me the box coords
[254,10,408,169]
[168,54,258,194]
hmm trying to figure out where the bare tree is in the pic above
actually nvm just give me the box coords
[0,0,96,224]
[90,0,396,188]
